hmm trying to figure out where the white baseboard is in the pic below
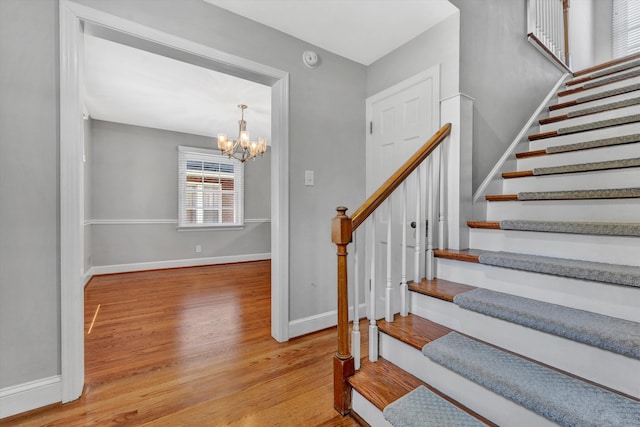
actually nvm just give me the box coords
[0,376,61,419]
[86,253,271,277]
[288,303,367,338]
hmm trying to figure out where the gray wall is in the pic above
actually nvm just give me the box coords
[366,12,460,99]
[89,119,270,266]
[0,0,367,391]
[450,0,564,192]
[84,117,93,273]
[0,0,60,387]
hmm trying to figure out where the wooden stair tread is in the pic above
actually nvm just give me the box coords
[539,114,569,125]
[528,130,558,141]
[573,52,640,77]
[349,358,498,426]
[515,149,547,159]
[558,86,585,97]
[485,194,518,202]
[433,248,483,263]
[378,313,452,350]
[502,170,534,179]
[348,357,423,411]
[467,221,501,229]
[409,278,476,302]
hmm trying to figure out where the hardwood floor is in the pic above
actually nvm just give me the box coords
[3,261,365,426]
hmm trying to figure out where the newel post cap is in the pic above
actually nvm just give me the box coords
[331,206,352,245]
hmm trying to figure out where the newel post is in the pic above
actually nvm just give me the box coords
[332,206,355,415]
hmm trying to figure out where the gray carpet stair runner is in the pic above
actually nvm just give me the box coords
[570,82,640,106]
[453,288,640,359]
[383,385,487,427]
[498,219,640,236]
[476,250,640,288]
[550,113,640,138]
[587,58,640,80]
[559,97,640,120]
[542,133,640,155]
[580,67,640,90]
[422,332,640,427]
[531,157,640,175]
[516,187,640,200]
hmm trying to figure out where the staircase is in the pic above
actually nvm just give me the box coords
[346,55,640,426]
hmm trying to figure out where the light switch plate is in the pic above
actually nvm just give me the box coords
[305,170,314,186]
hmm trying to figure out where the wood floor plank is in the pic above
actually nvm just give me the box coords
[2,261,365,427]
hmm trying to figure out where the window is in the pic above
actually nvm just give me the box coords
[178,146,243,228]
[613,0,640,58]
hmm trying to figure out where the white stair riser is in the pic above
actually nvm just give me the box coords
[468,228,640,266]
[517,142,640,169]
[503,167,640,193]
[351,391,393,427]
[539,103,640,133]
[408,295,640,398]
[486,198,640,223]
[548,90,640,116]
[528,122,640,151]
[379,334,557,427]
[558,75,640,103]
[435,258,640,323]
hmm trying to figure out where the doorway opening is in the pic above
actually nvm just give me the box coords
[60,0,289,402]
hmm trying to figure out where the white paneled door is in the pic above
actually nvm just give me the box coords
[365,66,440,319]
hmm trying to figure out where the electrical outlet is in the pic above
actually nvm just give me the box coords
[195,245,202,253]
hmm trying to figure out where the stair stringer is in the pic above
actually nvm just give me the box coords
[472,74,570,221]
[408,293,640,397]
[378,333,556,427]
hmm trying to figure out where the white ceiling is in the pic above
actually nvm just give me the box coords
[82,1,457,140]
[83,34,272,141]
[205,0,458,66]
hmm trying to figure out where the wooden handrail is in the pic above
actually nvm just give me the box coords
[351,123,452,231]
[331,122,451,415]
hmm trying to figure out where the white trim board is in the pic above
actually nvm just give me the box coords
[85,218,271,225]
[288,303,367,338]
[0,376,61,419]
[59,0,290,408]
[86,253,271,277]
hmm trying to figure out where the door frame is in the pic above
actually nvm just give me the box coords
[364,66,440,318]
[60,0,290,402]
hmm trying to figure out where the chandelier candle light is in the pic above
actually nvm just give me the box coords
[217,104,267,162]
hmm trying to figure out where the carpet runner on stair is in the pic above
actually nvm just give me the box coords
[453,288,640,359]
[515,187,640,200]
[541,133,640,155]
[497,219,640,236]
[476,250,640,287]
[383,385,487,427]
[530,114,640,140]
[531,157,640,175]
[422,332,640,427]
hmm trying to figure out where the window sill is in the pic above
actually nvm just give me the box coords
[177,224,244,231]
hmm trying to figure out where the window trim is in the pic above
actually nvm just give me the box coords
[178,146,244,230]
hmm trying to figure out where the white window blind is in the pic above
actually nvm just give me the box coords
[613,0,640,58]
[178,146,244,228]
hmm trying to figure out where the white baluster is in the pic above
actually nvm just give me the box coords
[426,156,435,280]
[369,212,378,362]
[385,200,393,323]
[414,166,422,284]
[438,145,446,251]
[352,232,360,370]
[400,181,408,317]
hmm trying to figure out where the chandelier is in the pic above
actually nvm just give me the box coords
[216,104,267,163]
